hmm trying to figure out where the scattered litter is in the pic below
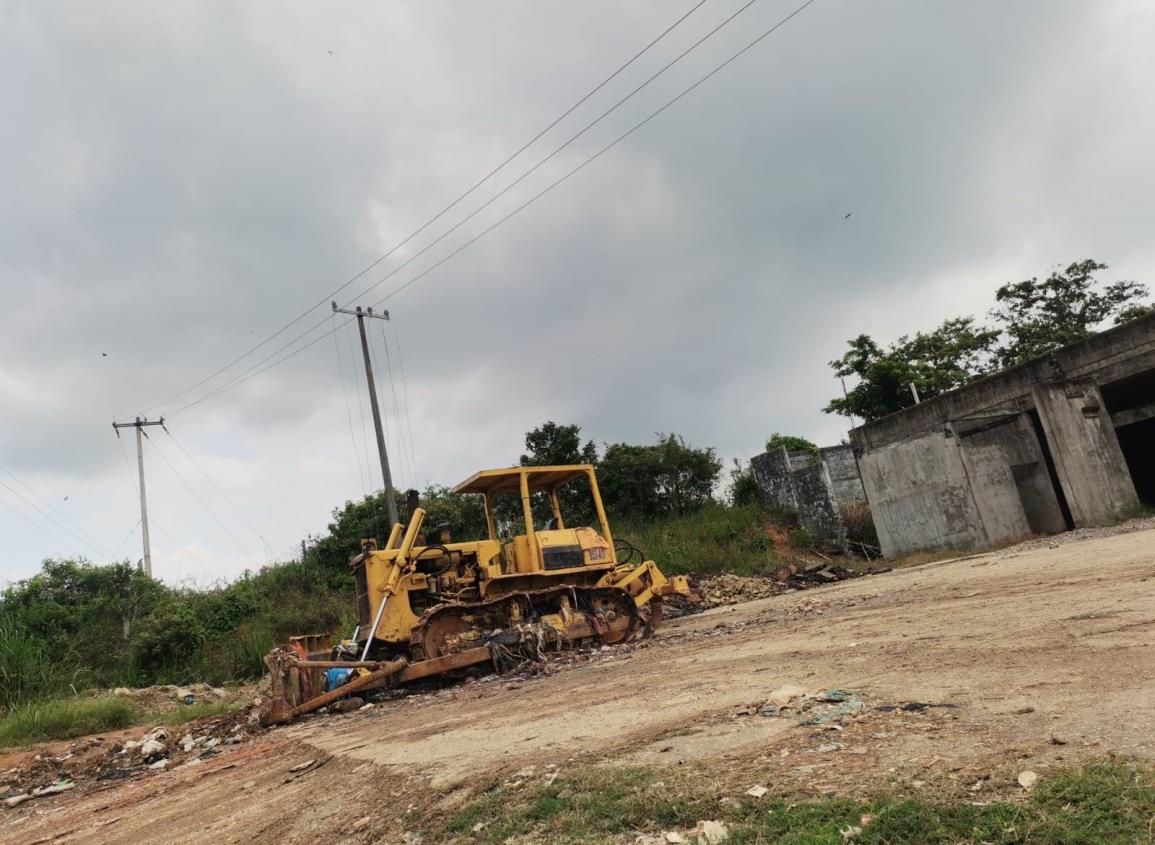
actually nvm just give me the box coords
[767,685,806,707]
[840,824,863,841]
[690,820,729,844]
[288,759,315,773]
[1018,770,1039,790]
[3,779,74,808]
[351,816,371,832]
[745,785,768,799]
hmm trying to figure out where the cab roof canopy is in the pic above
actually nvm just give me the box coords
[452,465,592,496]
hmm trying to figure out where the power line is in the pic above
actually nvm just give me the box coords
[378,319,414,487]
[163,429,275,555]
[113,519,142,558]
[0,467,113,558]
[0,493,80,560]
[333,313,370,495]
[165,0,758,418]
[146,436,255,561]
[370,0,819,306]
[1,444,117,561]
[366,318,405,488]
[344,316,376,501]
[389,320,419,483]
[166,0,820,415]
[137,0,714,418]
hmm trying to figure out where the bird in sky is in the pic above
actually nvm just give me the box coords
[844,212,852,219]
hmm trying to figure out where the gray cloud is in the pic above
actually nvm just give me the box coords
[3,0,1153,583]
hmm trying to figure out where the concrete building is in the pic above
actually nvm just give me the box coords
[849,312,1155,558]
[749,443,866,548]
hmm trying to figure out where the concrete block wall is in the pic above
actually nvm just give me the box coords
[1031,382,1140,526]
[857,432,989,558]
[819,444,867,506]
[750,447,849,549]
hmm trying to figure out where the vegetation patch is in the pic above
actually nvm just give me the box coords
[616,504,785,577]
[0,697,133,746]
[439,759,1155,845]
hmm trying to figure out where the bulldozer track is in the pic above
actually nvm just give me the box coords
[406,584,644,663]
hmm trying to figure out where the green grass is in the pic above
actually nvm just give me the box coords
[0,695,242,746]
[439,760,1155,845]
[616,504,789,577]
[0,697,134,746]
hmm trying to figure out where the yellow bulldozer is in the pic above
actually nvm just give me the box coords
[263,464,691,723]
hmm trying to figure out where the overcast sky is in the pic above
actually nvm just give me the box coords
[2,0,1153,585]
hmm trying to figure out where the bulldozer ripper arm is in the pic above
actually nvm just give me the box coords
[607,560,692,610]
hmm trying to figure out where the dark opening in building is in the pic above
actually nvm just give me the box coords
[1116,417,1155,505]
[1101,369,1155,506]
[1027,409,1075,531]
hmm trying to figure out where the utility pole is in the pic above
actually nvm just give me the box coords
[331,301,399,526]
[112,416,167,577]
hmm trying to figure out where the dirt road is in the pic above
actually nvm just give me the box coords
[6,525,1154,843]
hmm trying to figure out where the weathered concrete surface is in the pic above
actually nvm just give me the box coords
[1032,382,1139,527]
[750,448,797,512]
[857,433,985,558]
[851,312,1155,453]
[750,446,857,548]
[961,416,1067,536]
[791,461,844,546]
[850,313,1155,557]
[819,444,866,505]
[956,434,1032,548]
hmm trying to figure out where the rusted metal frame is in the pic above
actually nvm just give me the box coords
[350,647,493,694]
[288,659,384,669]
[285,657,408,721]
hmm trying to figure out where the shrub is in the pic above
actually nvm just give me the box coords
[0,697,133,746]
[840,501,880,550]
[0,614,82,710]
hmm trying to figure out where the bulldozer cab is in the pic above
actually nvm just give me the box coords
[452,464,617,575]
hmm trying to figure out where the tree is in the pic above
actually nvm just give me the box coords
[825,318,998,421]
[992,260,1148,366]
[765,433,819,455]
[516,422,599,528]
[1,559,168,687]
[728,459,761,506]
[599,434,721,520]
[520,421,598,467]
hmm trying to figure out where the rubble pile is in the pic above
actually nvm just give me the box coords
[0,708,256,809]
[734,686,868,725]
[103,682,242,710]
[693,561,887,609]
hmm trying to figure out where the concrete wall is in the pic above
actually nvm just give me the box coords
[851,311,1155,453]
[750,447,848,548]
[857,433,987,558]
[955,434,1032,548]
[959,415,1067,536]
[819,444,866,506]
[848,313,1155,558]
[791,462,845,545]
[1032,382,1140,526]
[750,448,797,512]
